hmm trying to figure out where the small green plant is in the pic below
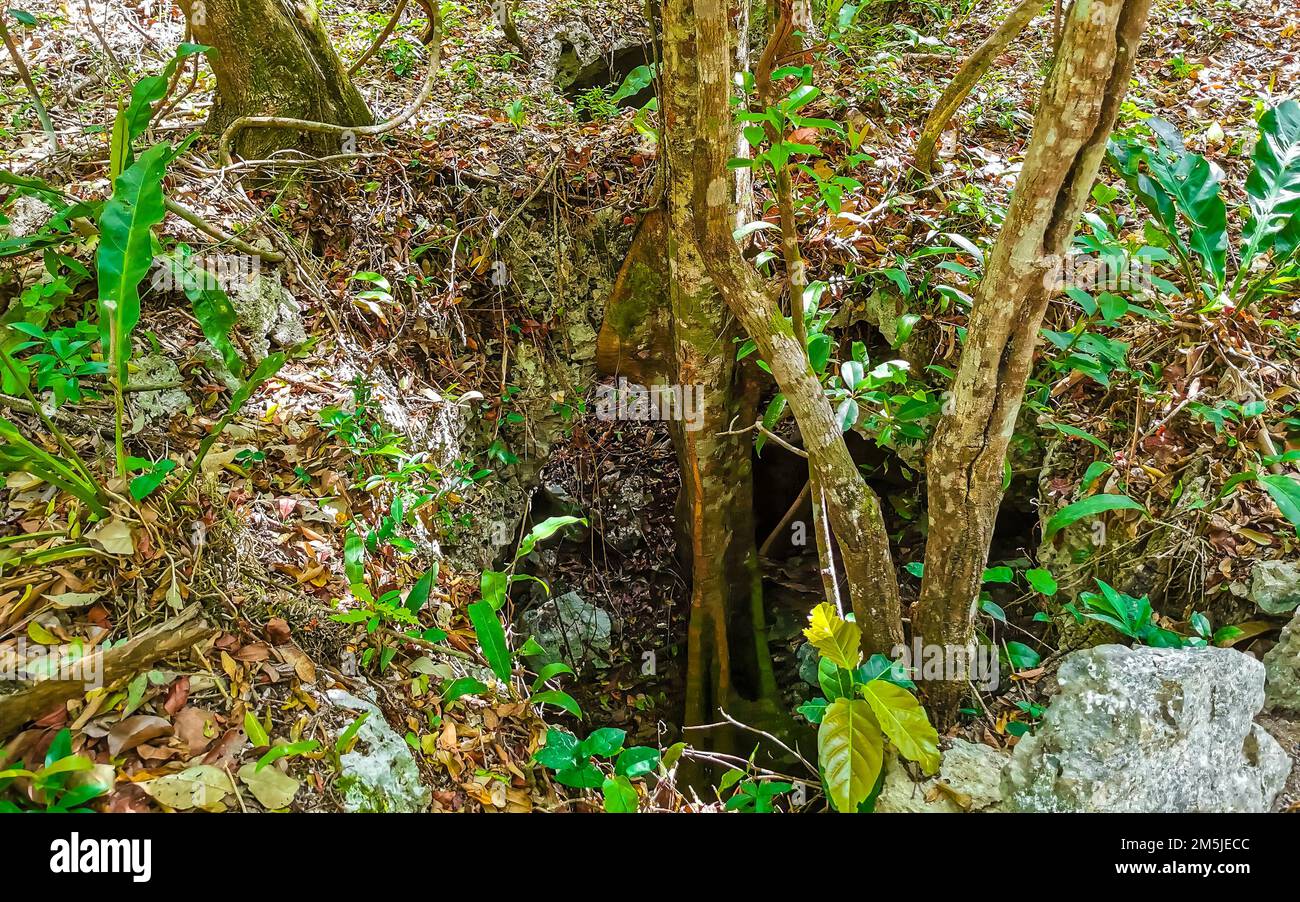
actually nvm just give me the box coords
[504,99,527,128]
[532,726,661,812]
[0,728,111,812]
[800,603,940,812]
[1066,579,1238,648]
[574,86,618,121]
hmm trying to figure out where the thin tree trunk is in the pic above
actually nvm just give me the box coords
[178,0,372,161]
[678,0,905,657]
[914,0,1153,724]
[912,0,1041,177]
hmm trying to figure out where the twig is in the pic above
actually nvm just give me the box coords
[348,0,411,76]
[0,15,56,152]
[164,197,286,263]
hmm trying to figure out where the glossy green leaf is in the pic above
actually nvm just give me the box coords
[467,600,511,682]
[1043,493,1146,540]
[1243,100,1300,264]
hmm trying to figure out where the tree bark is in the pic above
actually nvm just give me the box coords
[662,0,775,735]
[914,0,1153,724]
[912,0,1041,177]
[679,0,905,657]
[178,0,372,161]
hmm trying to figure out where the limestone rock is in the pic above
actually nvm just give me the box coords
[1264,607,1300,714]
[1250,560,1300,615]
[1003,644,1290,812]
[520,590,613,669]
[327,689,429,813]
[876,739,1008,813]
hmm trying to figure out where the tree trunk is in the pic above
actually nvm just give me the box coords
[678,0,905,657]
[914,0,1154,725]
[912,0,1041,177]
[662,0,776,737]
[178,0,372,160]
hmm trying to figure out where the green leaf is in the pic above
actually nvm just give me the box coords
[1261,474,1300,535]
[601,775,639,812]
[578,727,626,758]
[442,677,488,702]
[162,247,243,379]
[818,697,884,813]
[1025,568,1058,596]
[555,762,603,789]
[532,728,579,770]
[818,657,854,701]
[1004,641,1041,670]
[803,603,861,670]
[530,661,574,691]
[981,565,1014,584]
[859,679,940,774]
[467,600,511,683]
[1043,493,1147,540]
[255,739,319,772]
[1243,100,1300,265]
[835,397,859,432]
[96,142,170,391]
[128,459,176,500]
[334,712,369,754]
[797,697,829,724]
[343,530,364,586]
[243,710,269,748]
[405,563,438,613]
[531,689,583,717]
[516,516,586,558]
[0,416,106,516]
[122,44,210,150]
[480,568,508,611]
[614,746,660,778]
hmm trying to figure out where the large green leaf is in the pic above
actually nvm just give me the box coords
[818,697,884,813]
[859,679,941,774]
[1151,151,1227,286]
[160,246,243,379]
[122,44,210,151]
[467,600,512,683]
[1043,493,1147,540]
[1243,100,1300,266]
[1261,474,1300,536]
[96,142,170,387]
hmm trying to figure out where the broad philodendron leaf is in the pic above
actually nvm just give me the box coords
[803,602,861,670]
[97,142,170,388]
[1161,153,1228,286]
[122,44,211,150]
[818,697,883,813]
[1043,493,1147,540]
[467,600,512,683]
[1243,99,1300,265]
[859,679,941,775]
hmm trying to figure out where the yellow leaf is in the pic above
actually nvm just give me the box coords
[818,697,883,812]
[27,621,60,645]
[860,679,941,774]
[803,603,861,670]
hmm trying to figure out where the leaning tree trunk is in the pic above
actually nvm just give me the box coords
[662,0,777,739]
[178,0,372,161]
[913,0,1154,725]
[912,0,1042,177]
[680,0,905,657]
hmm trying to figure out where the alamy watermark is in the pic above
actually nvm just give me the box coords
[890,638,1000,691]
[1,638,103,690]
[149,252,260,294]
[594,377,705,432]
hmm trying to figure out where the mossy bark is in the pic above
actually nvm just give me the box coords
[662,0,777,743]
[178,0,372,160]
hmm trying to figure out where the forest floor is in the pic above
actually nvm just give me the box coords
[0,0,1298,812]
